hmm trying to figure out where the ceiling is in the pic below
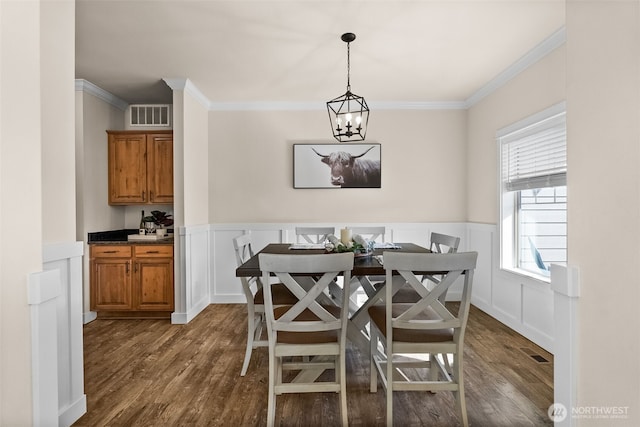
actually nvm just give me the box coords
[75,1,565,106]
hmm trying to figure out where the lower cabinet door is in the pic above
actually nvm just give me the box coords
[135,258,174,311]
[91,259,132,310]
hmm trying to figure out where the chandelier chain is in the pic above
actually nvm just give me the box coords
[346,41,351,91]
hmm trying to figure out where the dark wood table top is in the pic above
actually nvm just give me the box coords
[235,243,430,277]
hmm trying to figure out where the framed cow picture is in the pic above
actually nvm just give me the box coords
[293,143,381,189]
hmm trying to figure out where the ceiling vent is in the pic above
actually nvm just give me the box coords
[129,104,171,127]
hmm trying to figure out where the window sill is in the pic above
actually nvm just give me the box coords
[501,267,550,284]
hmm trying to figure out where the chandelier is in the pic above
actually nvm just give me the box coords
[326,33,369,142]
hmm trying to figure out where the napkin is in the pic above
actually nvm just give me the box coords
[373,242,402,249]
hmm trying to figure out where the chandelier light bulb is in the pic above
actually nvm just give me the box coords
[345,113,352,124]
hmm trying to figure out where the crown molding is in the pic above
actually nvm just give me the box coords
[208,101,322,111]
[208,100,468,111]
[464,26,566,108]
[163,78,210,109]
[75,79,128,111]
[369,101,467,110]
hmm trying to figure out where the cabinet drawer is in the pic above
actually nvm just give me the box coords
[91,245,132,258]
[134,245,173,258]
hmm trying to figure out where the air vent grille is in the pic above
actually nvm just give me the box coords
[129,104,171,127]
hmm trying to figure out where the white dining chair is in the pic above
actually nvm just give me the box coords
[369,251,477,427]
[232,233,298,376]
[258,252,354,427]
[392,232,461,304]
[430,232,461,254]
[349,226,386,243]
[295,226,335,244]
[347,226,387,307]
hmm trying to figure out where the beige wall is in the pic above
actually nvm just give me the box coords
[466,45,566,224]
[76,92,126,235]
[0,1,40,422]
[567,1,640,422]
[1,0,74,423]
[76,90,125,313]
[42,0,76,243]
[183,93,209,226]
[209,109,467,223]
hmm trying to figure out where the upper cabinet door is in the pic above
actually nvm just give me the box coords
[108,133,148,204]
[147,134,174,204]
[107,130,173,205]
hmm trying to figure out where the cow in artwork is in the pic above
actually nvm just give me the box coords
[312,146,381,188]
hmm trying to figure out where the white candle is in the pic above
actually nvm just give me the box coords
[340,227,352,244]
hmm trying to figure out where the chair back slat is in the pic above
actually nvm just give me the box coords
[259,253,354,336]
[350,226,386,243]
[383,251,477,334]
[233,233,254,266]
[430,232,461,254]
[295,227,335,244]
[233,233,261,298]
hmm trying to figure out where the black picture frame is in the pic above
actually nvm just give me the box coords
[293,143,381,189]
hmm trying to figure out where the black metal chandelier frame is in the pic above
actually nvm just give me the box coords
[326,32,369,142]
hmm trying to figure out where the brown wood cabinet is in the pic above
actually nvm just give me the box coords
[90,244,174,318]
[107,130,173,205]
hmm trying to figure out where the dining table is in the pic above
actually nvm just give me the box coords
[235,242,432,355]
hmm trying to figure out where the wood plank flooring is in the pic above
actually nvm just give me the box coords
[73,304,553,426]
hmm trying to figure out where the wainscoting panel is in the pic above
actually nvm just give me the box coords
[173,225,211,324]
[42,241,86,427]
[211,226,285,303]
[522,282,554,349]
[465,223,554,352]
[467,224,493,308]
[492,273,524,323]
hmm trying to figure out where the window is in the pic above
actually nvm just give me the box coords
[498,103,567,279]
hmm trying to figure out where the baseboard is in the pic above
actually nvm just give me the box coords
[83,311,97,324]
[210,295,246,304]
[171,296,209,324]
[59,395,87,427]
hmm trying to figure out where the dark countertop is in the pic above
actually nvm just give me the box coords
[88,229,174,245]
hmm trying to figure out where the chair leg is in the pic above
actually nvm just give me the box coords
[386,349,393,427]
[267,348,276,427]
[452,352,468,427]
[339,350,348,427]
[370,328,377,393]
[241,309,257,376]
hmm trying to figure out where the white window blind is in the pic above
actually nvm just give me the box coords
[500,112,566,191]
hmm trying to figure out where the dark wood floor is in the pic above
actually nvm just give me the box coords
[73,304,553,426]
